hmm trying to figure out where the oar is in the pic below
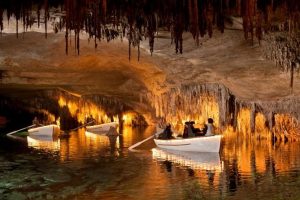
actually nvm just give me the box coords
[70,120,95,131]
[128,130,162,152]
[6,124,35,136]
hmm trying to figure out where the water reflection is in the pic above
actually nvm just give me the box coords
[152,148,222,171]
[59,129,122,161]
[27,135,60,151]
[2,126,300,199]
[25,126,156,161]
[85,130,120,156]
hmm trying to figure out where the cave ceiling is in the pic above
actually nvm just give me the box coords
[0,0,299,112]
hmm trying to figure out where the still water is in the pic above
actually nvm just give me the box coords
[1,126,300,200]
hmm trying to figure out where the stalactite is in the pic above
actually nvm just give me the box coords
[215,0,225,33]
[0,0,299,55]
[128,31,131,61]
[198,0,207,37]
[65,30,68,55]
[77,30,80,55]
[174,0,184,54]
[255,11,263,44]
[138,40,140,61]
[37,4,41,28]
[0,10,3,33]
[16,19,18,38]
[102,0,107,21]
[188,0,199,45]
[44,0,48,38]
[147,14,156,55]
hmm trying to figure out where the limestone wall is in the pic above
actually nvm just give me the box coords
[262,32,300,74]
[149,83,300,142]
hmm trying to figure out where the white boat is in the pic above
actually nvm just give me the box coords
[86,122,118,133]
[154,134,222,152]
[152,148,222,171]
[28,124,60,137]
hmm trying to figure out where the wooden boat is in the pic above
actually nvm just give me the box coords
[154,134,222,152]
[152,148,222,171]
[28,124,60,137]
[86,122,118,133]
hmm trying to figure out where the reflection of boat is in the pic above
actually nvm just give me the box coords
[27,135,60,151]
[28,124,60,137]
[152,148,222,171]
[86,122,118,133]
[85,131,120,150]
[154,134,222,152]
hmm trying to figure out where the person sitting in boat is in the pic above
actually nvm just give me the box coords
[205,118,215,136]
[183,121,195,138]
[86,115,95,125]
[159,123,173,139]
[182,123,189,138]
[201,124,208,135]
[32,117,39,127]
[190,121,203,136]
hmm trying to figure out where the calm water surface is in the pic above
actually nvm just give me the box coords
[1,126,300,200]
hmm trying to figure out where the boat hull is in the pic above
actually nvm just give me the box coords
[154,135,222,152]
[28,125,60,137]
[86,122,118,133]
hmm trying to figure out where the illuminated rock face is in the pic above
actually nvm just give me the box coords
[149,83,300,141]
[149,84,231,128]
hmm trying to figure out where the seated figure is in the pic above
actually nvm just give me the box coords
[205,118,215,136]
[159,123,173,139]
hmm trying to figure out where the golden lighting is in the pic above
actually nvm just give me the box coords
[159,94,220,128]
[57,95,117,124]
[85,131,120,149]
[222,125,236,138]
[237,108,251,135]
[27,136,60,151]
[28,107,56,124]
[122,112,136,126]
[222,133,300,175]
[152,148,222,172]
[255,112,270,139]
[274,114,300,141]
[56,117,61,127]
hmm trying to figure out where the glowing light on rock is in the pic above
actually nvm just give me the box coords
[237,108,251,135]
[255,112,270,139]
[122,112,137,126]
[274,114,300,141]
[57,95,113,124]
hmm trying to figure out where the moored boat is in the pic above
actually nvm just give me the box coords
[86,122,118,133]
[28,124,60,137]
[154,134,222,152]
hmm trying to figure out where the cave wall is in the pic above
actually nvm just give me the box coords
[149,83,300,141]
[262,32,300,74]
